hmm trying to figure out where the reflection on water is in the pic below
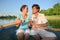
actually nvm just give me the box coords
[0,19,15,25]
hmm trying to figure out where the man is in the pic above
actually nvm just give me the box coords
[30,4,57,40]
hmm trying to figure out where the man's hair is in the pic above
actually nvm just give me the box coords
[20,5,27,12]
[32,4,40,12]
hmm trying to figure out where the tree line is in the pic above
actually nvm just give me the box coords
[40,3,60,16]
[0,15,16,19]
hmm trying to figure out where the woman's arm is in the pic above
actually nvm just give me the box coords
[15,18,22,27]
[0,18,23,28]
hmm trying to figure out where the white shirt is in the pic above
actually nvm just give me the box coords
[31,13,48,24]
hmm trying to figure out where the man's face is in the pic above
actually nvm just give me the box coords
[32,7,38,14]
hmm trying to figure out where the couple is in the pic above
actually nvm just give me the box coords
[15,4,56,40]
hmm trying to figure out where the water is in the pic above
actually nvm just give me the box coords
[0,19,15,25]
[0,19,17,40]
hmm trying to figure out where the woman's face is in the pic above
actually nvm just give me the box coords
[32,7,38,14]
[23,6,28,14]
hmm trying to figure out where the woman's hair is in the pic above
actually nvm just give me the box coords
[20,5,27,12]
[32,4,40,12]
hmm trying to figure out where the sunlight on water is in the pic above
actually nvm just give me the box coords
[0,19,15,25]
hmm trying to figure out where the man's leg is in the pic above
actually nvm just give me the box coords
[32,34,41,40]
[37,29,57,40]
[30,29,41,40]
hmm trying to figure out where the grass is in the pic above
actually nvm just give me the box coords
[46,15,60,28]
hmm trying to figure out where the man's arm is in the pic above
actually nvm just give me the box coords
[36,22,48,29]
[39,22,48,27]
[37,14,48,29]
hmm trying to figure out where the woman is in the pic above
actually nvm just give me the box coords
[16,5,31,40]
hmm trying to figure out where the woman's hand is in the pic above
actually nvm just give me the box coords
[21,20,25,24]
[15,18,22,27]
[16,18,21,24]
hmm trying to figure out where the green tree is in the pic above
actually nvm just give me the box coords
[40,3,60,15]
[53,3,60,15]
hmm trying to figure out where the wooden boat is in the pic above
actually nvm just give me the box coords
[0,23,60,40]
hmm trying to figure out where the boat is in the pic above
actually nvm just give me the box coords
[0,24,60,40]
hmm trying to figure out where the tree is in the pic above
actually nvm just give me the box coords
[40,3,60,15]
[53,3,60,15]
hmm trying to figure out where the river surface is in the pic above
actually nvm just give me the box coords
[0,19,15,25]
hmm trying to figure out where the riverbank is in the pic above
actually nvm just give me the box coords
[46,15,60,28]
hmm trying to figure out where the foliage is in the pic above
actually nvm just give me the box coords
[40,3,60,16]
[46,15,60,28]
[0,15,16,19]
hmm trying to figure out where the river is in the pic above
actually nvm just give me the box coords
[0,19,15,25]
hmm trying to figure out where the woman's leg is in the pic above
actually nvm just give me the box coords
[16,30,24,40]
[17,32,24,40]
[24,29,30,40]
[24,34,30,40]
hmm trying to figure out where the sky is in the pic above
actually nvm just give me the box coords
[0,0,60,16]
